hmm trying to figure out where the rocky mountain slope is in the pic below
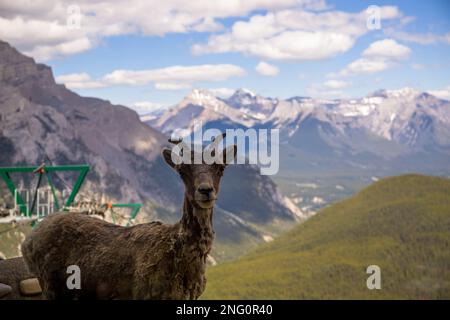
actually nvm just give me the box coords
[146,87,450,211]
[0,39,172,207]
[149,88,450,156]
[0,40,302,260]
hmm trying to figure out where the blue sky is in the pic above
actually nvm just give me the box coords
[1,0,449,113]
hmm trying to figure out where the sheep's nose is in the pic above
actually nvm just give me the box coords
[198,185,214,196]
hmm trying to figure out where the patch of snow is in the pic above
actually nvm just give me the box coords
[187,89,217,106]
[263,235,274,242]
[295,182,319,189]
[385,87,420,99]
[362,96,384,105]
[139,114,157,122]
[283,196,307,220]
[390,113,397,122]
[312,196,325,205]
[222,210,249,226]
[291,196,303,204]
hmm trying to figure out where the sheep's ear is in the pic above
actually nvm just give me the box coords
[221,144,237,166]
[162,148,181,170]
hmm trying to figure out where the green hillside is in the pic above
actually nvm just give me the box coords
[203,174,450,299]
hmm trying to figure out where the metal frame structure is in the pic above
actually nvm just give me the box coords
[0,165,89,217]
[109,203,142,226]
[0,164,142,227]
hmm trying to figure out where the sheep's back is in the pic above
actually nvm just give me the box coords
[22,213,137,291]
[21,212,179,298]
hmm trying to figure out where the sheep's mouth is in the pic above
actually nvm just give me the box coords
[195,193,217,201]
[196,199,216,208]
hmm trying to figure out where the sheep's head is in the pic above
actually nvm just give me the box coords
[162,133,237,209]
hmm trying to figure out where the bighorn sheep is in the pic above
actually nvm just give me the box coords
[21,134,237,299]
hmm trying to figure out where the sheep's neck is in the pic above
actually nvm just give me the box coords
[180,195,214,255]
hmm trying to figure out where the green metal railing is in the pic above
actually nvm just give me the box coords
[0,164,89,217]
[109,203,142,227]
[0,164,142,227]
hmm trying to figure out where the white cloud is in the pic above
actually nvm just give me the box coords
[56,72,105,89]
[2,2,414,63]
[362,39,411,59]
[385,29,450,45]
[428,86,450,100]
[336,39,410,77]
[0,15,93,60]
[191,17,224,32]
[0,16,77,47]
[0,0,326,61]
[193,30,356,61]
[192,6,403,61]
[102,64,246,87]
[154,82,192,90]
[255,61,279,76]
[323,80,350,89]
[56,64,246,90]
[339,58,392,76]
[25,38,93,61]
[307,80,351,98]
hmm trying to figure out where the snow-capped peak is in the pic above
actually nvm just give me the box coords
[371,87,420,99]
[185,89,218,105]
[151,86,450,151]
[235,88,256,97]
[226,88,260,105]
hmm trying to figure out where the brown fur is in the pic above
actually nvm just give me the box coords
[0,257,42,300]
[21,137,237,299]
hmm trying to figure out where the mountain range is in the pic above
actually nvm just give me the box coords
[0,40,302,261]
[148,87,450,153]
[1,37,449,261]
[145,87,450,211]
